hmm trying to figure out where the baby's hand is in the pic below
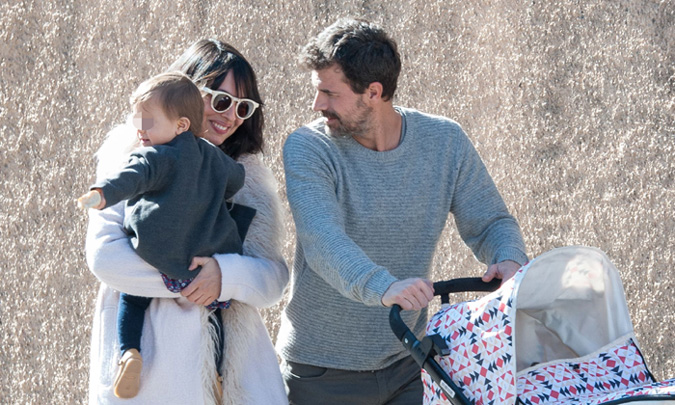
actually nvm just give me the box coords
[77,189,103,210]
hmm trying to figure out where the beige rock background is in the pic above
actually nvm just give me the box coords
[1,0,673,403]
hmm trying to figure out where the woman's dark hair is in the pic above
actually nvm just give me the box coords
[300,18,401,101]
[168,39,264,160]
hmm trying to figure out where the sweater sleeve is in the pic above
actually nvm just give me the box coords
[85,201,181,298]
[93,149,174,208]
[283,130,397,307]
[450,132,528,266]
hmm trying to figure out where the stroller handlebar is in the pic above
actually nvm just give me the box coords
[389,277,501,405]
[433,277,502,296]
[390,277,501,340]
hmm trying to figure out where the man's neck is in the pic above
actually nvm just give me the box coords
[353,105,402,152]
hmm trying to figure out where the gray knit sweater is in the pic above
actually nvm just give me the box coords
[278,107,527,370]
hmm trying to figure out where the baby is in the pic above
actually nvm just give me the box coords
[78,71,255,398]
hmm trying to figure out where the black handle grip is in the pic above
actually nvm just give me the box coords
[389,277,500,340]
[434,277,501,305]
[433,277,501,295]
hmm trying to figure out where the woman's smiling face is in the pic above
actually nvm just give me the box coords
[201,70,244,146]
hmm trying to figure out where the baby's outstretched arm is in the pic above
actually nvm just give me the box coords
[77,188,106,210]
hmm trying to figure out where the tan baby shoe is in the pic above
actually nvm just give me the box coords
[214,372,224,404]
[113,349,143,398]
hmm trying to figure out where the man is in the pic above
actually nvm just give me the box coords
[277,18,528,404]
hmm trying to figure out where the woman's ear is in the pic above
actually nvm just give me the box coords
[176,117,191,134]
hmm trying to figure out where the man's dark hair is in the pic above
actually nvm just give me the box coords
[300,18,401,101]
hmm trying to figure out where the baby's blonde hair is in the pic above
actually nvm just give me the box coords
[130,71,203,136]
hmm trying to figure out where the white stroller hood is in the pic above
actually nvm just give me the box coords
[514,246,633,372]
[423,246,675,404]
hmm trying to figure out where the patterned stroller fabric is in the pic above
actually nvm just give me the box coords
[423,246,675,404]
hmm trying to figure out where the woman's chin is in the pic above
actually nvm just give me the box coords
[204,131,228,145]
[204,122,236,145]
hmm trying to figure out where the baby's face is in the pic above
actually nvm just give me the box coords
[132,101,179,147]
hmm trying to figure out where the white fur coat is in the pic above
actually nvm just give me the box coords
[86,123,289,404]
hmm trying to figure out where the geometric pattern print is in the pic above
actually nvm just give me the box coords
[596,378,675,403]
[422,268,528,405]
[517,337,675,404]
[421,253,675,405]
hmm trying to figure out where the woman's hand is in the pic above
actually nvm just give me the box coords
[181,256,223,306]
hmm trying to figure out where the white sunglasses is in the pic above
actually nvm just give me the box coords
[201,87,260,120]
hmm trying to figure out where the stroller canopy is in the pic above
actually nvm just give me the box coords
[423,246,675,404]
[514,246,633,371]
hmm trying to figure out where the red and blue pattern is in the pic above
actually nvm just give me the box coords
[422,271,523,404]
[517,337,675,404]
[422,257,675,404]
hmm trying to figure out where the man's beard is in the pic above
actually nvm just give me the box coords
[323,99,372,139]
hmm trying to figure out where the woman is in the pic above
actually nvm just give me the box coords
[86,39,289,404]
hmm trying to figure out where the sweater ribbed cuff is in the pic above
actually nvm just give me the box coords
[362,269,398,307]
[492,247,529,267]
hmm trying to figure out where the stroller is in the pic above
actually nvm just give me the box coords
[390,246,675,404]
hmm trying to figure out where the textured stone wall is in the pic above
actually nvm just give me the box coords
[1,0,673,402]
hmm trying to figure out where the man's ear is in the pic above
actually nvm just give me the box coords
[176,117,191,133]
[366,82,384,100]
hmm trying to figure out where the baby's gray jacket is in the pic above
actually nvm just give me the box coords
[93,131,253,280]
